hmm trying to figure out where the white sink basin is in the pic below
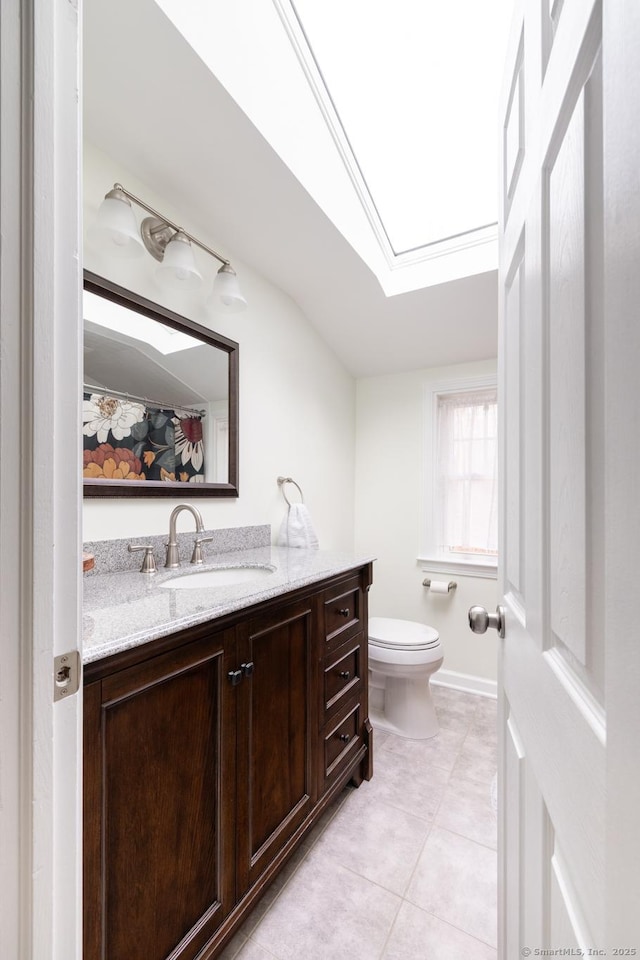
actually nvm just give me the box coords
[160,565,275,589]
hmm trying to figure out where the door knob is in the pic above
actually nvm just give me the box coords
[468,604,506,639]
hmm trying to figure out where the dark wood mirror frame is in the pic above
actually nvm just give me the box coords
[83,270,239,498]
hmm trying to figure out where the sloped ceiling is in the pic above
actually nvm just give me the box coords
[83,0,497,377]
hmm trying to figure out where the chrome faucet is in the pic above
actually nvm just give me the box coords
[165,503,205,568]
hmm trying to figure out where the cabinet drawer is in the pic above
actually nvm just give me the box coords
[323,639,362,718]
[323,576,362,651]
[324,701,361,782]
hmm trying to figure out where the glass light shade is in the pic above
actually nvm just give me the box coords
[208,264,247,313]
[155,232,203,291]
[88,191,144,258]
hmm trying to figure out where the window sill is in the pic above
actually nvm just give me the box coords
[417,556,498,580]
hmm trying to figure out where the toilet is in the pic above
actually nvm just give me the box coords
[368,617,444,740]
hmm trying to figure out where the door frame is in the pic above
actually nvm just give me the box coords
[0,1,82,958]
[602,0,640,940]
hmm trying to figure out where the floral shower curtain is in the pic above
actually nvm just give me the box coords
[82,393,205,482]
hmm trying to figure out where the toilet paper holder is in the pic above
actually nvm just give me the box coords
[423,578,457,593]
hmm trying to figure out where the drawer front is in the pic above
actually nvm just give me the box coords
[323,577,362,651]
[323,639,362,719]
[324,701,361,782]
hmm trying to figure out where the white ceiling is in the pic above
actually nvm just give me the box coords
[83,0,497,378]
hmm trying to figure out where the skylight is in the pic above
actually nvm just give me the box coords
[83,290,202,355]
[290,0,512,256]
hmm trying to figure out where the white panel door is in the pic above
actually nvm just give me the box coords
[492,0,640,953]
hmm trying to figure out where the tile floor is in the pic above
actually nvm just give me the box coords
[220,686,498,960]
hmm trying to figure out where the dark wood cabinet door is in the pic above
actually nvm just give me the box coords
[84,629,236,960]
[235,599,316,892]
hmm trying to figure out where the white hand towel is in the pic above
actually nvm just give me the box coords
[277,503,319,549]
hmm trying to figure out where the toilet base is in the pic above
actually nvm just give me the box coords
[369,707,434,740]
[368,671,441,740]
[370,706,439,740]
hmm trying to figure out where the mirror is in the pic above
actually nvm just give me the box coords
[83,271,239,497]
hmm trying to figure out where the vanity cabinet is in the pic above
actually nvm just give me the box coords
[83,564,373,960]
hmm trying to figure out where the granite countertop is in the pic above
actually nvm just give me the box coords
[83,544,374,664]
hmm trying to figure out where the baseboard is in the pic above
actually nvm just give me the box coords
[432,669,497,700]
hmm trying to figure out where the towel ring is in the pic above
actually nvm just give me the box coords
[277,476,304,506]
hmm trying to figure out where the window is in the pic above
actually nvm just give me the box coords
[422,377,498,574]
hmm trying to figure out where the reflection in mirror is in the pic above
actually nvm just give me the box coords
[83,272,238,497]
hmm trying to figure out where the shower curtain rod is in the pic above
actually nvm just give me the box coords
[83,383,207,418]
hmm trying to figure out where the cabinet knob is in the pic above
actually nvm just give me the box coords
[339,733,351,743]
[339,670,351,681]
[241,661,254,678]
[338,608,350,618]
[227,669,243,686]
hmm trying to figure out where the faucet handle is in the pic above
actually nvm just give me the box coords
[128,543,157,574]
[190,535,214,565]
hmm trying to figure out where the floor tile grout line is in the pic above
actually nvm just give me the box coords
[400,898,499,953]
[243,933,283,960]
[398,817,436,900]
[336,789,439,832]
[430,820,498,853]
[430,709,498,849]
[375,891,407,960]
[434,770,499,852]
[373,737,470,777]
[347,794,444,827]
[316,846,422,901]
[445,769,498,789]
[377,734,467,769]
[446,769,498,790]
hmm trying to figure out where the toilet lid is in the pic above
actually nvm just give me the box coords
[369,616,440,652]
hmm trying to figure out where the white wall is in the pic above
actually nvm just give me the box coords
[83,142,356,550]
[355,360,499,684]
[83,144,499,684]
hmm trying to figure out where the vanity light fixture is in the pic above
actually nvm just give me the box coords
[88,185,145,259]
[156,230,203,292]
[90,183,247,313]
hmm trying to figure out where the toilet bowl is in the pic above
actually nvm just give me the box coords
[368,616,443,740]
